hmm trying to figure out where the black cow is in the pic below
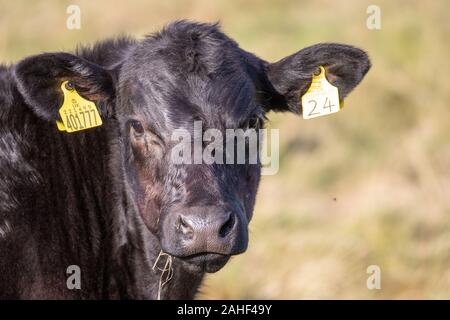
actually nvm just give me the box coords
[0,21,370,299]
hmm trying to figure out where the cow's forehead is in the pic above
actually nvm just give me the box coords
[119,24,261,131]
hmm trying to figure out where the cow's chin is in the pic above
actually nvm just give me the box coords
[175,253,231,273]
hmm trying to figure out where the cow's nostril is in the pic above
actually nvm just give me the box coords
[177,216,194,237]
[219,213,235,238]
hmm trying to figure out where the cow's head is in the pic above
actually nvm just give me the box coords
[14,21,370,273]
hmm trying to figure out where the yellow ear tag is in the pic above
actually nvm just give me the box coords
[56,81,103,132]
[301,66,343,120]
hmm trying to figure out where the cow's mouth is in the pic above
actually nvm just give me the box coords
[176,252,231,273]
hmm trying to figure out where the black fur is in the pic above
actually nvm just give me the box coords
[0,21,370,299]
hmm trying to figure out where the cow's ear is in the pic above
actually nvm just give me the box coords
[13,52,115,122]
[261,43,371,114]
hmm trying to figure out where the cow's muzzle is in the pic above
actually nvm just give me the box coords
[160,205,248,272]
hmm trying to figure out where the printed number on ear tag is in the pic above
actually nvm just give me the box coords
[301,66,343,120]
[56,81,103,133]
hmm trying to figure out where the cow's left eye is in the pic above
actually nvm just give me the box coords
[130,120,145,136]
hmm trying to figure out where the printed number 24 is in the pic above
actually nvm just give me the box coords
[308,97,335,116]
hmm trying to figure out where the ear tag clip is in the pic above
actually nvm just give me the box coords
[301,66,344,120]
[56,81,103,132]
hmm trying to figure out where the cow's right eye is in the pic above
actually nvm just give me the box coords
[130,120,145,136]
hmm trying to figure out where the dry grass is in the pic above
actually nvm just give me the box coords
[1,0,449,299]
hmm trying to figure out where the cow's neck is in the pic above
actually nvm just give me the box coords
[32,119,117,298]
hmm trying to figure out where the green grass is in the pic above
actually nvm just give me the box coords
[1,0,449,299]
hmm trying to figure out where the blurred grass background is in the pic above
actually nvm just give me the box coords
[1,0,449,299]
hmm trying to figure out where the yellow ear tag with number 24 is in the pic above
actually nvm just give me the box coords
[56,81,103,132]
[301,66,343,120]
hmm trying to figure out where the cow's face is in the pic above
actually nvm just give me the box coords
[14,21,370,273]
[115,28,266,273]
